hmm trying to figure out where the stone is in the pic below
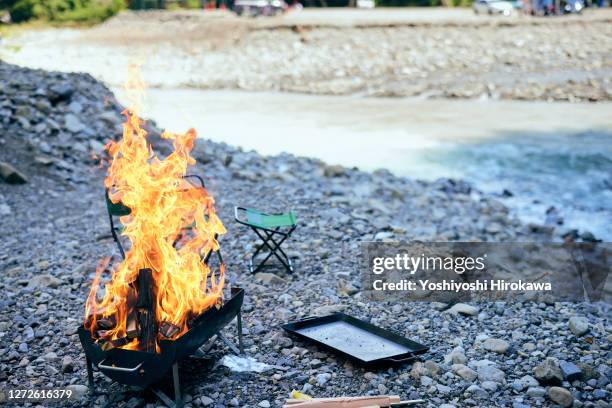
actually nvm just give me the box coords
[445,347,467,364]
[254,272,287,285]
[481,381,498,392]
[61,356,74,373]
[313,304,346,316]
[548,387,573,407]
[258,401,271,408]
[64,113,85,134]
[315,373,331,386]
[453,365,477,382]
[477,365,505,383]
[48,83,74,102]
[483,338,510,354]
[534,357,563,385]
[466,384,488,399]
[568,316,589,336]
[27,274,62,289]
[0,162,28,184]
[526,386,546,398]
[200,396,214,406]
[0,203,11,215]
[444,303,479,316]
[323,164,346,177]
[559,360,582,381]
[518,375,539,388]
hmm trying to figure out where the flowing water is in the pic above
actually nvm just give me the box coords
[117,88,612,240]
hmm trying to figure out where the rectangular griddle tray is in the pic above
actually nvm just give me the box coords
[283,313,428,367]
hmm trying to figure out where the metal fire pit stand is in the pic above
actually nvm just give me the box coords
[84,311,244,408]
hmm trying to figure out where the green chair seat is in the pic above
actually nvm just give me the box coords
[245,209,297,229]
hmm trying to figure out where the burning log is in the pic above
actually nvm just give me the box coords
[126,312,139,339]
[100,336,130,352]
[159,321,180,339]
[136,268,157,353]
[96,317,115,330]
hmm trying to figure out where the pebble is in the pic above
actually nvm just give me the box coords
[559,360,583,381]
[483,338,510,354]
[569,316,589,336]
[477,365,506,384]
[549,386,573,407]
[258,400,271,408]
[445,303,479,316]
[534,357,563,385]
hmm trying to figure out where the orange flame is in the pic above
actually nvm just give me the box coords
[85,66,225,350]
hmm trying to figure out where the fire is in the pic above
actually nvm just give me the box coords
[84,66,225,352]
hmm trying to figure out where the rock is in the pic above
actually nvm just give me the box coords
[437,384,451,394]
[323,164,346,177]
[518,375,539,388]
[315,373,331,386]
[534,357,563,385]
[313,304,346,316]
[27,274,62,289]
[526,386,546,398]
[258,401,271,408]
[453,365,477,382]
[477,365,505,383]
[18,343,28,353]
[444,303,479,316]
[64,113,85,134]
[0,162,28,184]
[466,384,488,399]
[568,316,589,336]
[481,381,498,392]
[559,360,582,381]
[0,203,11,215]
[61,356,74,373]
[254,272,287,285]
[549,386,573,407]
[482,338,510,354]
[445,347,467,365]
[48,83,75,102]
[200,396,214,406]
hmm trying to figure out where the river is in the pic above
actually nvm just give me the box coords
[112,87,612,241]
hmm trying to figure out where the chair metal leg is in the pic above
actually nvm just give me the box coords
[250,227,294,274]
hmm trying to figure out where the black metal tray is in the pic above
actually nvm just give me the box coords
[283,313,428,367]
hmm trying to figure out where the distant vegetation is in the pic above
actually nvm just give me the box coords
[0,0,126,23]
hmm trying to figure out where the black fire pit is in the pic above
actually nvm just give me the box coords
[79,287,245,408]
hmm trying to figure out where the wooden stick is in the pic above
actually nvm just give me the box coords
[282,395,401,408]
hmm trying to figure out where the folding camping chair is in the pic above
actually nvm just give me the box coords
[105,174,222,265]
[234,206,297,274]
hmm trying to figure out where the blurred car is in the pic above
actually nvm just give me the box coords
[473,0,515,15]
[233,0,287,16]
[357,0,376,7]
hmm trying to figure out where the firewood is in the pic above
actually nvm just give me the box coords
[135,268,157,353]
[159,321,180,338]
[97,318,115,330]
[100,336,129,351]
[126,312,139,339]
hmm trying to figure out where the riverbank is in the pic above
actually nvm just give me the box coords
[1,61,610,408]
[1,9,611,102]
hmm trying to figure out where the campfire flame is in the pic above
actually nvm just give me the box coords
[85,66,225,351]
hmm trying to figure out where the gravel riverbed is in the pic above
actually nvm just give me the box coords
[1,10,611,102]
[0,62,610,408]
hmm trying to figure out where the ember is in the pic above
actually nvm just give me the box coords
[84,66,226,353]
